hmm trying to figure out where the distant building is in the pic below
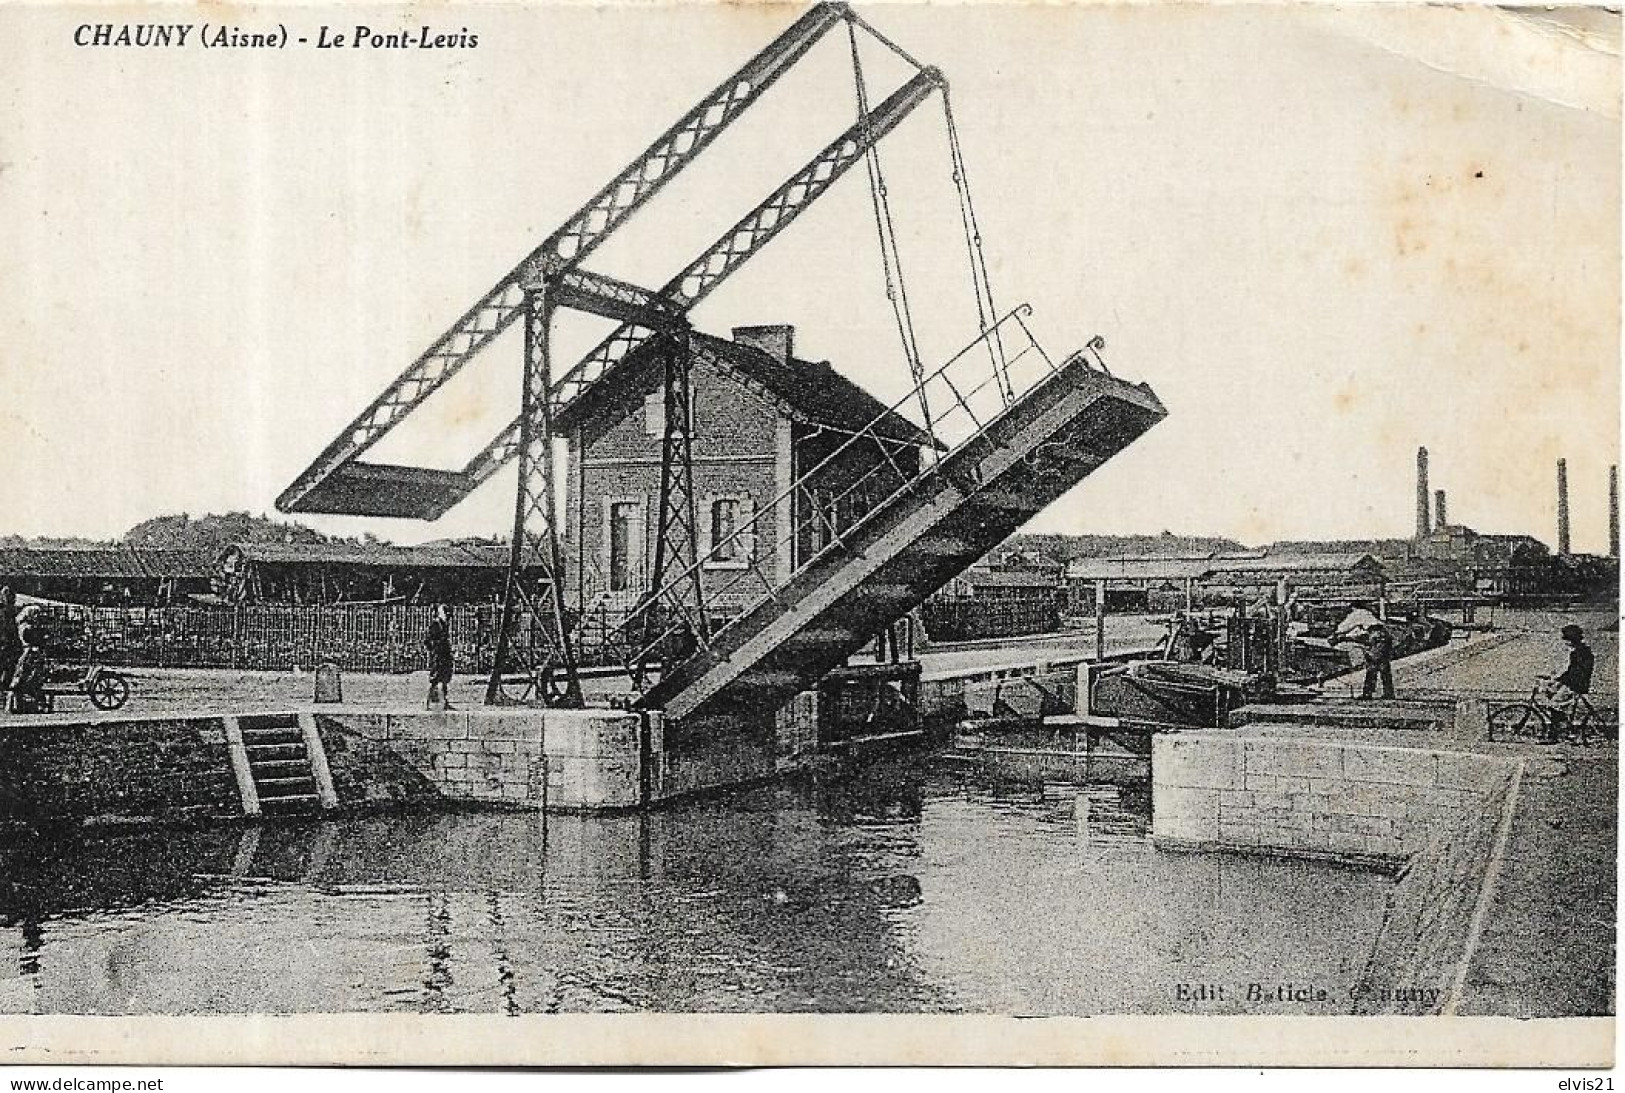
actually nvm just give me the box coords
[939,565,1062,600]
[553,324,935,626]
[1201,552,1387,599]
[1417,523,1479,563]
[1064,555,1216,612]
[1470,533,1549,569]
[0,546,212,605]
[1464,537,1615,602]
[1268,538,1416,562]
[215,541,518,605]
[997,548,1065,579]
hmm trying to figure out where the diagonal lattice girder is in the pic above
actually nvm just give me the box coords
[551,267,688,331]
[277,2,849,516]
[485,286,584,707]
[625,333,710,689]
[460,67,944,487]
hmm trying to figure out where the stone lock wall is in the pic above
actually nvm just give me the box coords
[1352,769,1518,1015]
[1152,728,1516,863]
[543,710,643,810]
[1152,726,1525,1016]
[0,676,893,829]
[319,710,549,809]
[0,716,239,826]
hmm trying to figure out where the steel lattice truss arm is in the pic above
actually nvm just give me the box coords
[277,2,848,516]
[460,67,943,486]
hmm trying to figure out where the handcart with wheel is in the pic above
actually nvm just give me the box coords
[6,657,131,714]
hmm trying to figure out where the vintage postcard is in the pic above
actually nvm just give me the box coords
[0,0,1617,1069]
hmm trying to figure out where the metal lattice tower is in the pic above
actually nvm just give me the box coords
[485,285,583,707]
[628,333,711,689]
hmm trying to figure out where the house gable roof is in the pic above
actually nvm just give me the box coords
[552,330,934,447]
[1065,556,1217,582]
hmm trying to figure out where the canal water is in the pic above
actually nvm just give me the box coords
[0,759,1391,1015]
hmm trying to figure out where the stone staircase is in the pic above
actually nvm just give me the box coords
[223,712,339,818]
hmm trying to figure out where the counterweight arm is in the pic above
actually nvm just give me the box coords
[460,66,945,486]
[277,2,849,515]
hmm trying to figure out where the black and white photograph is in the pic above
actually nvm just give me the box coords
[0,0,1617,1069]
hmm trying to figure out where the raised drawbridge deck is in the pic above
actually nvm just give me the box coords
[629,311,1166,724]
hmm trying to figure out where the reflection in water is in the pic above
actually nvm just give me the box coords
[423,890,454,1015]
[0,757,1390,1015]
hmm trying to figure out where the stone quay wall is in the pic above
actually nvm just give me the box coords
[0,710,440,828]
[0,643,1141,828]
[0,715,239,827]
[317,710,552,809]
[1152,728,1516,864]
[1352,765,1520,1015]
[1152,726,1523,1017]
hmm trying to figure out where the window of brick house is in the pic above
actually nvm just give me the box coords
[703,495,753,569]
[606,499,644,593]
[712,498,740,561]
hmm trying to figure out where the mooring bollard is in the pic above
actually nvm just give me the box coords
[314,662,343,704]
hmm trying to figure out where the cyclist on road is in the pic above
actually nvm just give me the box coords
[1536,624,1594,743]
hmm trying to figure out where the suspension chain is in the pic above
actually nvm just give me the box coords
[942,90,1013,404]
[847,21,934,441]
[845,14,1011,412]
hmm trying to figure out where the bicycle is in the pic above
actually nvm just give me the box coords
[1486,680,1615,745]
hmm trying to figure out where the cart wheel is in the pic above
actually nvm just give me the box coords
[89,671,130,711]
[1487,703,1544,742]
[498,674,535,705]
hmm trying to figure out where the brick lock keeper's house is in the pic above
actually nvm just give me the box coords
[554,324,937,632]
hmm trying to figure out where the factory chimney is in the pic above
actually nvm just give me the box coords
[1557,458,1571,556]
[1415,447,1431,540]
[1610,465,1619,559]
[1434,489,1448,528]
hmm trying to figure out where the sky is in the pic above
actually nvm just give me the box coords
[0,2,1619,551]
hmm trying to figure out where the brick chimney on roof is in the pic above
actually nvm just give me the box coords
[733,325,794,364]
